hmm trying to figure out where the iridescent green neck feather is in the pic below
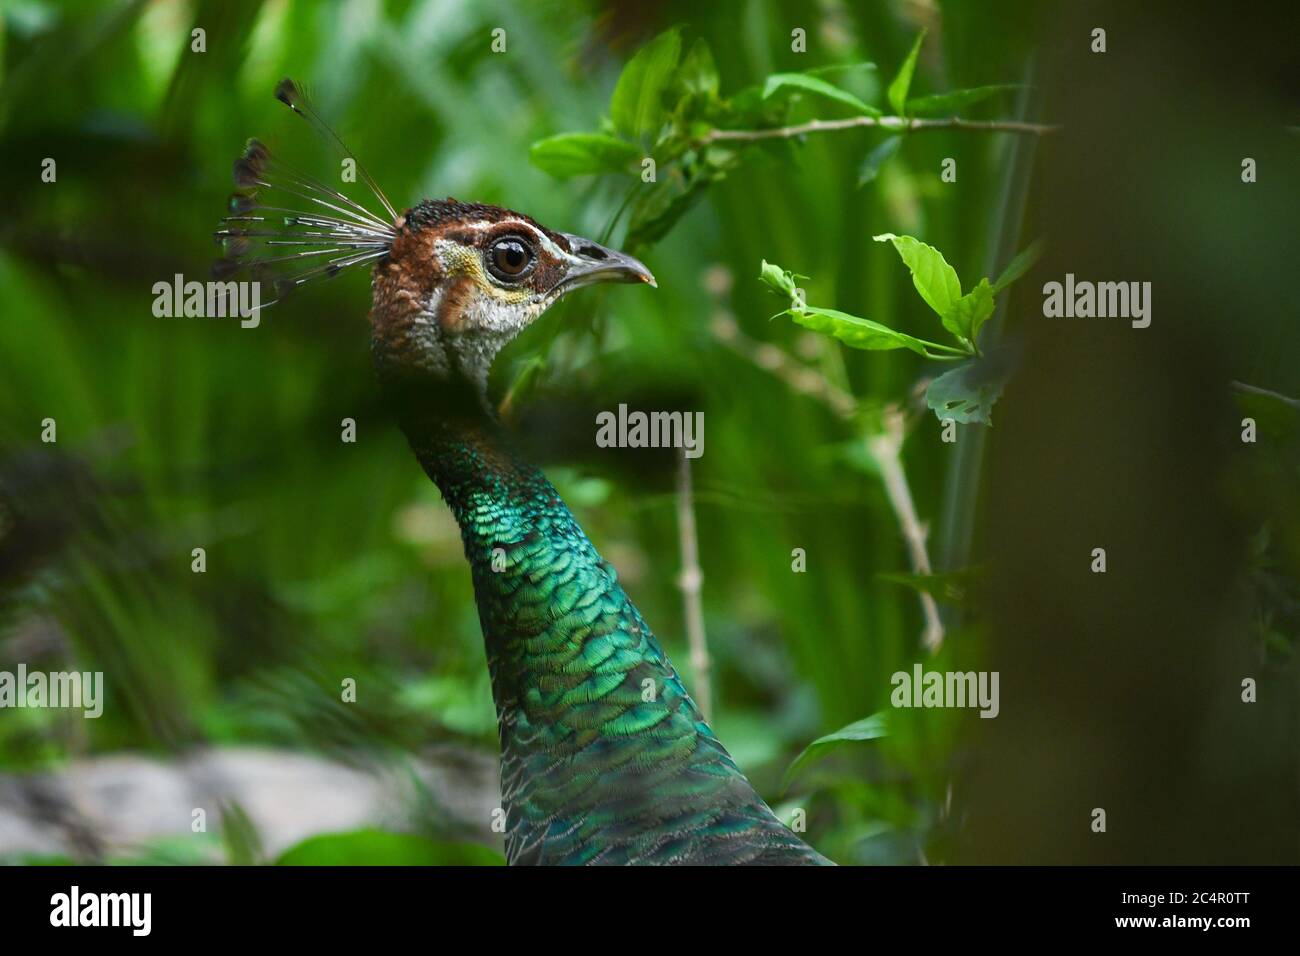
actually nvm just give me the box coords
[394,386,829,865]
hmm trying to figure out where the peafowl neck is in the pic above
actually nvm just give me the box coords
[389,375,829,865]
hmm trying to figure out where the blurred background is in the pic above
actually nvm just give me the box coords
[0,0,1295,865]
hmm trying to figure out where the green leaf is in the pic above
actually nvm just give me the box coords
[762,72,881,116]
[1232,382,1300,439]
[274,829,505,866]
[878,566,983,607]
[991,239,1044,295]
[783,712,888,790]
[887,30,927,116]
[220,802,263,865]
[529,133,641,178]
[625,169,713,247]
[873,232,963,323]
[905,84,1023,116]
[857,135,901,187]
[947,277,994,344]
[805,61,877,79]
[610,27,683,139]
[789,305,930,356]
[677,37,719,98]
[925,349,1016,426]
[759,259,798,297]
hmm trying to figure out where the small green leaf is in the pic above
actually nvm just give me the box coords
[789,305,930,356]
[783,712,889,790]
[873,232,963,323]
[878,566,983,607]
[1232,382,1300,439]
[991,239,1044,295]
[759,259,797,296]
[805,61,877,78]
[611,27,683,138]
[925,350,1016,426]
[529,133,641,178]
[857,135,901,187]
[677,37,719,98]
[947,277,994,344]
[220,803,263,866]
[887,29,927,116]
[274,829,506,866]
[905,84,1023,116]
[625,169,713,247]
[762,72,881,116]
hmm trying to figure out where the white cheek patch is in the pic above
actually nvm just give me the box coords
[446,286,538,389]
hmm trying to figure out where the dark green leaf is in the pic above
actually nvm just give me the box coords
[783,712,889,789]
[857,135,901,187]
[611,27,683,139]
[274,829,505,866]
[805,61,877,78]
[878,566,983,607]
[905,84,1023,116]
[1233,382,1300,439]
[762,72,881,116]
[625,169,713,247]
[991,239,1044,295]
[874,232,962,322]
[220,802,263,865]
[529,133,641,178]
[925,349,1017,426]
[887,30,927,116]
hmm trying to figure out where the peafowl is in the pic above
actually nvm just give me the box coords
[215,80,831,866]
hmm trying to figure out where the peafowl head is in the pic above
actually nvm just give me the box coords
[368,198,654,393]
[214,79,654,403]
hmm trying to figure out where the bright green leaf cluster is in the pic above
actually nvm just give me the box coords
[761,236,1042,425]
[759,258,966,361]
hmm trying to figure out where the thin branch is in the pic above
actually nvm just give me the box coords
[675,449,711,723]
[867,406,945,654]
[698,114,1059,147]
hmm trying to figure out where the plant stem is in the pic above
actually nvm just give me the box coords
[675,449,712,722]
[698,114,1059,147]
[868,406,945,653]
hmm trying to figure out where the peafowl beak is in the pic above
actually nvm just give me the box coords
[557,233,657,293]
